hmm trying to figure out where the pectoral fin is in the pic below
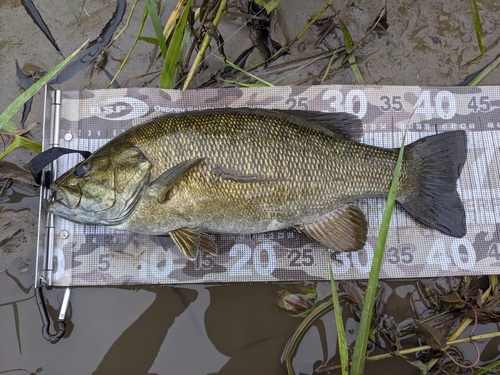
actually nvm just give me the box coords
[170,227,217,260]
[295,204,367,252]
[150,158,205,203]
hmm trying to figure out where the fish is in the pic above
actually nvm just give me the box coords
[47,108,467,260]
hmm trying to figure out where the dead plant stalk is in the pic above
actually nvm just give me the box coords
[182,0,228,89]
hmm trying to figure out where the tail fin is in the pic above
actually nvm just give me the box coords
[398,131,467,237]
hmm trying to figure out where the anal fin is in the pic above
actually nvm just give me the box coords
[295,204,368,252]
[170,227,217,260]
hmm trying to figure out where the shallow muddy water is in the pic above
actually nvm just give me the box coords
[1,0,500,374]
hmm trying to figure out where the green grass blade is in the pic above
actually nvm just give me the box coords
[179,14,192,61]
[221,79,270,88]
[340,20,364,84]
[138,36,159,45]
[217,57,274,86]
[321,50,339,84]
[68,0,79,19]
[108,4,147,88]
[0,38,89,131]
[162,0,187,42]
[159,0,191,89]
[329,261,349,375]
[350,129,408,375]
[474,358,500,375]
[470,0,486,55]
[109,0,139,46]
[182,0,228,89]
[254,0,281,13]
[144,0,167,59]
[488,275,498,294]
[0,136,43,161]
[467,54,500,86]
[283,300,333,375]
[1,121,17,133]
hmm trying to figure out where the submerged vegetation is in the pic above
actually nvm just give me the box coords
[1,0,500,374]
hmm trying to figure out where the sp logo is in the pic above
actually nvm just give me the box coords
[93,97,149,121]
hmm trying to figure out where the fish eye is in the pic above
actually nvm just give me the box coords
[74,165,88,178]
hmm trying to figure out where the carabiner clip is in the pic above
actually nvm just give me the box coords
[35,286,70,344]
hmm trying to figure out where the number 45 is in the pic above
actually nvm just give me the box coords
[468,96,491,112]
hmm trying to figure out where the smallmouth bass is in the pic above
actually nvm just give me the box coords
[47,108,467,260]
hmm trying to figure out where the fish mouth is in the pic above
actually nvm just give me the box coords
[49,183,82,210]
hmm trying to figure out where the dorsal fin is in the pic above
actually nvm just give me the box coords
[243,108,363,142]
[186,107,363,141]
[267,109,363,141]
[258,109,363,142]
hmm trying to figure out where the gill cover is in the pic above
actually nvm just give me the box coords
[49,147,151,225]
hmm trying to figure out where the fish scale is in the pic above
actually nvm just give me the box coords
[48,108,467,260]
[121,110,397,231]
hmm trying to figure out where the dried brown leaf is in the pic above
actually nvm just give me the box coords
[413,320,447,350]
[439,291,466,310]
[275,289,314,313]
[461,307,500,323]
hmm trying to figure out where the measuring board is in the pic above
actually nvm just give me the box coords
[35,85,500,287]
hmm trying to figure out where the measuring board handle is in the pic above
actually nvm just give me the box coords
[29,147,91,185]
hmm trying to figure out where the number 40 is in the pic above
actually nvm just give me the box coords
[426,238,476,270]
